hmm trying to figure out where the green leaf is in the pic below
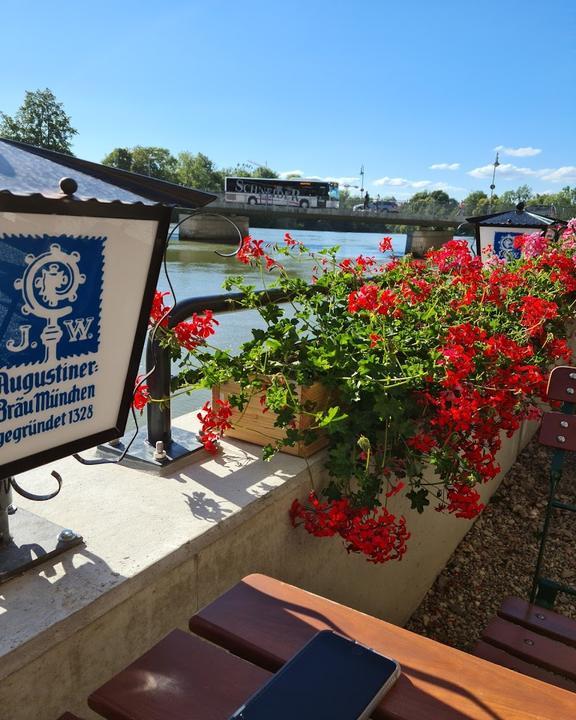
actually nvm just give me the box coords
[406,488,430,513]
[315,405,348,428]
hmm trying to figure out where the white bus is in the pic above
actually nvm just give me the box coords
[224,177,339,209]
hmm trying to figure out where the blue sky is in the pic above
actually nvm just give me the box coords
[1,0,574,200]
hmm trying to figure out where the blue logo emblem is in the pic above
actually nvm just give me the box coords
[0,234,105,367]
[493,231,522,260]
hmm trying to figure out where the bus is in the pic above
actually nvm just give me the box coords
[224,177,339,209]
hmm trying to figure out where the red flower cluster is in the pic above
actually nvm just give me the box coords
[517,295,558,337]
[150,290,171,327]
[289,492,410,563]
[338,255,377,275]
[237,235,265,264]
[439,483,485,519]
[173,310,219,351]
[237,235,279,269]
[197,400,233,455]
[348,284,401,317]
[132,376,150,411]
[427,239,481,272]
[379,236,393,253]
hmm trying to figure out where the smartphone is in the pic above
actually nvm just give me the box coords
[229,630,400,720]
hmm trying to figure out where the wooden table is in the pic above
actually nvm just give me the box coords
[189,574,576,720]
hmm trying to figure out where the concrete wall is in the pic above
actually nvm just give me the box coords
[179,213,249,243]
[0,414,530,720]
[407,230,454,258]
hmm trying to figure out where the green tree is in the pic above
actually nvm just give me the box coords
[551,186,576,207]
[130,146,178,182]
[177,151,223,191]
[223,162,279,179]
[102,147,133,171]
[402,190,458,217]
[499,184,533,207]
[250,164,278,178]
[0,88,77,154]
[461,190,491,216]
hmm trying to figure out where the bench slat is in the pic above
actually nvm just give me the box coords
[88,629,270,720]
[498,597,576,648]
[482,617,576,680]
[473,641,576,693]
[189,573,576,720]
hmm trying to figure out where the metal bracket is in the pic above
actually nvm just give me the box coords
[97,426,205,473]
[0,476,83,584]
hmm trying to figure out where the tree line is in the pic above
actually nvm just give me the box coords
[1,88,574,215]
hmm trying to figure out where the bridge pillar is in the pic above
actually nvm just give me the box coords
[405,230,453,258]
[179,213,249,243]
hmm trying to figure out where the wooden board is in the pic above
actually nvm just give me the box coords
[88,629,271,720]
[189,573,576,720]
[213,381,330,457]
[473,640,576,692]
[498,596,576,648]
[481,616,576,680]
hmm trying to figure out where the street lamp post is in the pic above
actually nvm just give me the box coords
[489,152,500,212]
[360,165,365,194]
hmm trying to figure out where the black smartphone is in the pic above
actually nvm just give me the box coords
[229,630,401,720]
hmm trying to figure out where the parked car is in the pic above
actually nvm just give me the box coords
[353,200,399,213]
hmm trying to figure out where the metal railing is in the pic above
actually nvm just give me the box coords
[192,194,576,223]
[145,287,294,447]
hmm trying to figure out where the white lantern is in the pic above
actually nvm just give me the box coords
[467,203,561,261]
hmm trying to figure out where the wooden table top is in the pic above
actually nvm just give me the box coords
[190,574,576,720]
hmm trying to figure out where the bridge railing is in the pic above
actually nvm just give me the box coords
[193,194,576,223]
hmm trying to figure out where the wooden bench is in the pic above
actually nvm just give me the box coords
[473,596,576,692]
[471,369,576,692]
[188,573,576,719]
[88,629,271,720]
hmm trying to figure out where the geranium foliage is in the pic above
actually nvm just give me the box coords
[140,220,576,563]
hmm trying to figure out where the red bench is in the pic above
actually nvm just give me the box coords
[188,573,576,719]
[473,596,576,692]
[87,574,575,719]
[88,629,270,720]
[472,367,576,692]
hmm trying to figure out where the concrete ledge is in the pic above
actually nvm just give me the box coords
[0,414,529,720]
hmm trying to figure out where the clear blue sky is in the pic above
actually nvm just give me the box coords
[1,0,574,200]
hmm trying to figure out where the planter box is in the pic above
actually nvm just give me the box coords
[212,381,330,457]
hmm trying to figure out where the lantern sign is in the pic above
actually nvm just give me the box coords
[0,139,214,582]
[0,191,174,478]
[467,203,560,261]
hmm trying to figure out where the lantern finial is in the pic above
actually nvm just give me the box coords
[59,177,78,196]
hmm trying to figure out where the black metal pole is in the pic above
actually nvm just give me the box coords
[0,477,13,547]
[146,334,172,446]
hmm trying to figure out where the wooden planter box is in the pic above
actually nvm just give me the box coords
[212,381,330,458]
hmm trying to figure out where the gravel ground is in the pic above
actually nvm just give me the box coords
[405,435,576,652]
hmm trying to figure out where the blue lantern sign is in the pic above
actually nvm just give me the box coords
[0,138,214,582]
[467,203,560,261]
[492,231,522,260]
[0,196,171,478]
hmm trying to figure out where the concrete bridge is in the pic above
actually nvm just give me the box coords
[176,195,575,242]
[178,195,468,232]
